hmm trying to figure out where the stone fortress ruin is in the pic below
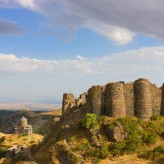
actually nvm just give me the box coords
[62,78,164,120]
[15,116,33,135]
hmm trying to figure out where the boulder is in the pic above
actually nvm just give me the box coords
[107,125,126,142]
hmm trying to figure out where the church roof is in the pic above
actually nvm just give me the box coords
[20,116,27,121]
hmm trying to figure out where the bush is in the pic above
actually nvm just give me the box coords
[91,143,111,159]
[107,117,162,155]
[110,141,126,156]
[0,146,8,158]
[64,149,79,164]
[77,142,91,152]
[144,145,164,160]
[150,115,163,121]
[81,113,97,129]
[99,143,111,158]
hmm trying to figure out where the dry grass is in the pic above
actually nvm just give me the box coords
[1,134,43,147]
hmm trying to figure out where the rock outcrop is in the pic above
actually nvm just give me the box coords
[62,78,163,119]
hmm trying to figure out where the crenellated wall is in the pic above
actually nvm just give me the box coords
[62,78,163,119]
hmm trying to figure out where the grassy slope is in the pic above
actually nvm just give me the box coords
[0,132,43,164]
[32,107,164,164]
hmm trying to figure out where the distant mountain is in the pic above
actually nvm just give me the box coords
[0,103,61,111]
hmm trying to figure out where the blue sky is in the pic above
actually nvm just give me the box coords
[1,0,164,104]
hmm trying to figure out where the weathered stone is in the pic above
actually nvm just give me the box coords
[107,125,126,142]
[124,83,134,116]
[76,92,87,106]
[62,93,75,115]
[150,84,162,115]
[105,82,126,117]
[61,78,163,119]
[87,85,105,115]
[134,78,152,120]
[161,83,164,116]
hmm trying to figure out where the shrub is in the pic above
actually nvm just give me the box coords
[64,149,79,164]
[81,113,97,129]
[150,115,163,121]
[0,146,8,158]
[77,142,91,152]
[91,143,111,159]
[99,143,111,158]
[144,145,164,160]
[107,116,162,156]
[110,141,126,156]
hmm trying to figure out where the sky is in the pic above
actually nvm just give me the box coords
[1,0,164,104]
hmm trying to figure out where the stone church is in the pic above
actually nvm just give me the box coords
[15,116,33,135]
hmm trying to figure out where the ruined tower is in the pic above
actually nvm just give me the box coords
[62,78,163,119]
[87,86,104,115]
[105,82,126,117]
[161,83,164,116]
[62,93,75,115]
[134,78,152,120]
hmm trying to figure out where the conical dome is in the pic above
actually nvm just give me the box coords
[20,116,27,121]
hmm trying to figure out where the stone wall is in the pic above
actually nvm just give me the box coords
[134,78,152,120]
[87,86,105,115]
[62,93,75,115]
[105,82,126,117]
[124,83,134,116]
[161,84,164,116]
[62,78,163,119]
[76,92,87,106]
[150,84,161,115]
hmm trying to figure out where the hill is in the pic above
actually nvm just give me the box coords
[0,132,43,164]
[0,103,61,111]
[0,109,62,135]
[30,107,164,164]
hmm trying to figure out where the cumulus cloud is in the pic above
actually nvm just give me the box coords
[1,46,164,85]
[5,0,164,44]
[0,19,24,35]
[0,53,93,74]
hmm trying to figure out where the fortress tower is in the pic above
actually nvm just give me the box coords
[62,93,75,115]
[62,78,163,119]
[87,86,105,115]
[161,83,164,116]
[105,82,126,117]
[134,79,152,120]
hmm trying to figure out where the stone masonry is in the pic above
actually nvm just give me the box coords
[105,82,126,117]
[62,78,163,119]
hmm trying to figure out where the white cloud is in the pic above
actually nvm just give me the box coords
[87,22,134,45]
[0,53,93,74]
[1,46,164,85]
[16,0,37,11]
[1,46,164,103]
[6,0,164,44]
